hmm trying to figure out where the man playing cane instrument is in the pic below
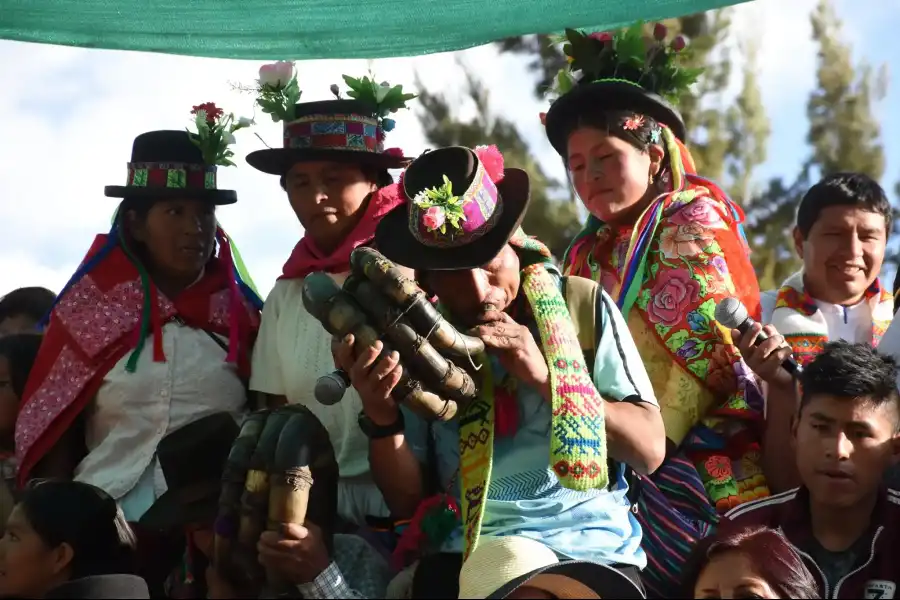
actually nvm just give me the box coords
[332,145,665,595]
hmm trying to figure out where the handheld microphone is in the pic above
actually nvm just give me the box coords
[714,297,802,376]
[315,369,351,406]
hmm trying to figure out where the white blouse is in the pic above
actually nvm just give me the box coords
[75,320,246,521]
[250,275,389,524]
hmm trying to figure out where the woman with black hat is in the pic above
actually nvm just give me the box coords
[246,63,417,528]
[14,104,263,524]
[541,23,768,597]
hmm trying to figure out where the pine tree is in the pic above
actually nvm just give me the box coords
[498,11,734,178]
[747,0,888,291]
[414,67,581,257]
[745,174,811,291]
[666,12,732,180]
[725,41,770,204]
[722,41,792,291]
[807,0,887,179]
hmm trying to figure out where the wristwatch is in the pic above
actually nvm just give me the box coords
[358,410,405,439]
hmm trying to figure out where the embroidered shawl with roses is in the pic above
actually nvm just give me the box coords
[564,135,768,521]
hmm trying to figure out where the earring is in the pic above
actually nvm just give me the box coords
[648,172,655,186]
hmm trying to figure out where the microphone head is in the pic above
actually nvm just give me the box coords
[314,372,348,406]
[715,297,749,330]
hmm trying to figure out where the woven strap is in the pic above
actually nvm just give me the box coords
[459,264,608,559]
[458,360,495,561]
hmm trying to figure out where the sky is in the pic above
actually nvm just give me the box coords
[0,0,897,298]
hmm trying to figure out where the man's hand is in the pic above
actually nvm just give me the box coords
[733,323,794,390]
[257,523,331,586]
[332,334,401,425]
[471,311,550,398]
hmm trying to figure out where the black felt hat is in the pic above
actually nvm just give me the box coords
[375,146,531,271]
[246,99,410,175]
[104,130,237,205]
[544,80,687,157]
[139,412,239,532]
[543,25,700,157]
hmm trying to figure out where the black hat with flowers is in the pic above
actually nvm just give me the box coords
[543,22,703,155]
[245,62,415,175]
[375,145,532,271]
[104,103,251,205]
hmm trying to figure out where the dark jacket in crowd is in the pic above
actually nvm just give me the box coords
[721,486,900,599]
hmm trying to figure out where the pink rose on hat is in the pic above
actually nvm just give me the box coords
[422,206,446,232]
[258,61,294,88]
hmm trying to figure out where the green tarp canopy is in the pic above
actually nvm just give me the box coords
[1,0,750,59]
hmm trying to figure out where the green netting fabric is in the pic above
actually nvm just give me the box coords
[1,0,749,60]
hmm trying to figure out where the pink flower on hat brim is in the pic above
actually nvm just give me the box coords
[422,206,446,232]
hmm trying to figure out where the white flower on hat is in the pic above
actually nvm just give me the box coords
[249,62,302,124]
[258,61,294,89]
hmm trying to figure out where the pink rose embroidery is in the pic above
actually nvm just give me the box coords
[669,198,725,228]
[647,268,700,326]
[659,223,716,258]
[422,206,446,232]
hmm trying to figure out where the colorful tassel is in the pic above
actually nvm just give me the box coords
[494,382,518,438]
[227,231,262,301]
[116,226,154,373]
[215,228,241,364]
[391,494,460,570]
[474,145,505,183]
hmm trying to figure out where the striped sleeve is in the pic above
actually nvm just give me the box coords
[720,487,800,531]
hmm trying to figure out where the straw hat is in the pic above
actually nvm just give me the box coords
[458,536,645,599]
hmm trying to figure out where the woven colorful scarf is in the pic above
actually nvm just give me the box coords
[458,231,608,559]
[771,271,893,366]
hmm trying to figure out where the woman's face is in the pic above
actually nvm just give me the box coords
[284,161,377,254]
[0,357,18,438]
[128,198,217,286]
[0,505,71,598]
[694,550,779,599]
[566,126,660,224]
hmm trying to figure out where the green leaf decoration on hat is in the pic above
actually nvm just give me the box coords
[412,175,468,236]
[253,61,302,123]
[553,22,704,102]
[342,75,417,118]
[188,102,253,167]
